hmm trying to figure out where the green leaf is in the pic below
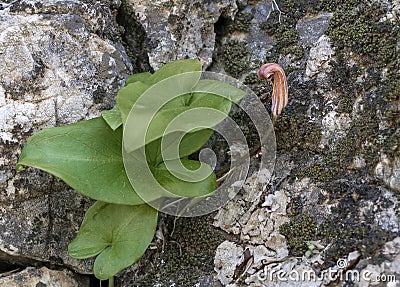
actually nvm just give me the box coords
[116,81,151,125]
[117,60,202,127]
[177,129,214,158]
[117,59,201,123]
[124,95,230,154]
[101,106,122,130]
[149,58,202,84]
[192,79,246,104]
[122,75,246,154]
[17,117,144,205]
[153,159,216,197]
[125,71,152,86]
[68,201,158,280]
[145,128,214,167]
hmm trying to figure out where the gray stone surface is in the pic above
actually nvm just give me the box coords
[305,35,334,79]
[296,13,333,47]
[0,0,131,275]
[0,266,89,287]
[126,0,238,69]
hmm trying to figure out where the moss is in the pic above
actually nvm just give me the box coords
[229,11,253,33]
[320,179,396,266]
[382,127,400,159]
[275,110,322,153]
[294,0,399,179]
[275,24,298,48]
[130,215,227,286]
[282,0,359,18]
[259,5,303,73]
[326,2,399,65]
[280,213,319,256]
[259,17,298,52]
[259,10,281,35]
[295,41,397,181]
[276,0,398,76]
[281,186,395,267]
[243,73,271,98]
[299,102,383,182]
[384,62,400,101]
[281,45,304,60]
[290,196,304,215]
[327,52,361,92]
[223,40,250,78]
[162,0,175,9]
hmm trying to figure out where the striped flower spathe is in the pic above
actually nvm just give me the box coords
[257,63,288,119]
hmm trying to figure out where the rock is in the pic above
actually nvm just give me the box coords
[245,2,276,67]
[357,240,400,287]
[125,0,238,69]
[375,155,400,192]
[214,241,244,286]
[296,13,333,47]
[305,35,334,79]
[213,169,290,286]
[1,0,399,286]
[320,110,352,149]
[210,1,399,285]
[0,266,89,287]
[0,0,132,274]
[372,188,399,233]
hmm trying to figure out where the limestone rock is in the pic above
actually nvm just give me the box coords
[320,110,352,149]
[375,155,400,192]
[0,266,89,287]
[126,0,238,69]
[305,35,334,79]
[213,168,290,286]
[214,241,244,286]
[296,13,333,47]
[1,0,399,286]
[0,0,132,274]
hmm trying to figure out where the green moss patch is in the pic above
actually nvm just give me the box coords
[281,184,396,267]
[223,40,250,78]
[229,11,253,33]
[129,215,228,286]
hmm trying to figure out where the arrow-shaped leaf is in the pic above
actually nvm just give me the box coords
[102,106,122,130]
[17,117,144,205]
[153,159,216,197]
[68,201,158,280]
[125,71,152,86]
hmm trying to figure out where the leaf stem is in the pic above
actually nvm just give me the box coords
[109,276,114,287]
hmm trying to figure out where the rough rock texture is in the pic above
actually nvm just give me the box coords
[209,0,400,286]
[0,0,132,277]
[356,237,400,287]
[1,0,400,286]
[126,0,398,286]
[0,266,89,287]
[125,0,238,69]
